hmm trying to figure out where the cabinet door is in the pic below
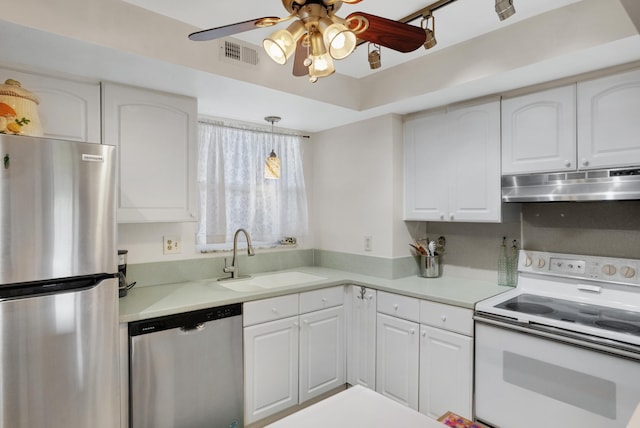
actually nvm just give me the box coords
[244,316,299,425]
[347,286,376,389]
[404,111,449,221]
[447,100,502,222]
[299,306,346,403]
[376,313,419,410]
[0,68,101,143]
[578,68,640,169]
[102,82,197,223]
[502,85,577,174]
[419,325,473,420]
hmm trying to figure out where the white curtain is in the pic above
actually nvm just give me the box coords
[197,121,309,245]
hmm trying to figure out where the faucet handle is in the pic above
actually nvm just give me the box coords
[222,258,235,273]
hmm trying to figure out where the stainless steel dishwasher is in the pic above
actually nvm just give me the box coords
[129,303,243,428]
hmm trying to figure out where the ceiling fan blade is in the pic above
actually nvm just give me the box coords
[188,17,279,41]
[292,39,308,77]
[347,12,426,53]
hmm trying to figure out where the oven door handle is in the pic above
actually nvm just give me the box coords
[474,313,640,361]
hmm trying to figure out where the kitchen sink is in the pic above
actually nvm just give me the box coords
[217,271,327,292]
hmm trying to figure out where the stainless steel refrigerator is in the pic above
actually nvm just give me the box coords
[0,134,119,428]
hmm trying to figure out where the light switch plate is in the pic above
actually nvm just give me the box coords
[163,235,182,254]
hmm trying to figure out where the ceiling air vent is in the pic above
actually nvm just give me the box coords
[219,40,260,66]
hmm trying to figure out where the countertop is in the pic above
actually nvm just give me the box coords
[119,266,510,323]
[265,385,447,428]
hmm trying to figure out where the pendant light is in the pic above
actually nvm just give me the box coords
[264,116,281,180]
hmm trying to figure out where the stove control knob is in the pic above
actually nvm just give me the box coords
[602,264,617,276]
[620,266,636,278]
[524,256,533,267]
[535,258,546,268]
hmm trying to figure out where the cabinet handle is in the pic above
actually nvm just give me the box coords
[421,331,427,337]
[440,213,445,220]
[582,158,589,167]
[449,214,454,221]
[393,304,399,310]
[440,315,447,322]
[293,321,299,327]
[410,328,416,335]
[303,319,309,325]
[367,294,374,301]
[321,297,327,303]
[271,308,278,314]
[564,160,571,168]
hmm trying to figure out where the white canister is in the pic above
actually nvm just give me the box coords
[0,79,43,136]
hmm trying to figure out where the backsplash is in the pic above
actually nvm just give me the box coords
[521,201,640,259]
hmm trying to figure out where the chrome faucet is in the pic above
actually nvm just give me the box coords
[220,228,255,280]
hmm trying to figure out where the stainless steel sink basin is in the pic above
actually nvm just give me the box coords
[217,271,327,292]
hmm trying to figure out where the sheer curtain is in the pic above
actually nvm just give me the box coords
[197,121,309,246]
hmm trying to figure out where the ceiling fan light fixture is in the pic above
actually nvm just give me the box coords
[308,31,335,79]
[495,0,516,21]
[263,20,305,65]
[318,18,356,60]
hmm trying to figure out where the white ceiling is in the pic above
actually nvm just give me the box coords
[0,0,639,133]
[123,0,581,78]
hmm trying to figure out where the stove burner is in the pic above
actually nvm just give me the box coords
[522,295,553,303]
[505,302,554,315]
[594,320,640,334]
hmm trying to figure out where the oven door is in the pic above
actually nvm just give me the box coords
[475,321,640,428]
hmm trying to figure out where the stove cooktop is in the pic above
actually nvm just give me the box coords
[496,293,640,337]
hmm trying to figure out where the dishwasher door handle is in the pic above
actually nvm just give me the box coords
[179,322,206,333]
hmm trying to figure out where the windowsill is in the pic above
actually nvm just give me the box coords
[198,243,298,254]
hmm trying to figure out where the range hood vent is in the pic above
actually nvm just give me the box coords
[502,167,640,202]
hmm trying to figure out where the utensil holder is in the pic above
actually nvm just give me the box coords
[420,255,440,278]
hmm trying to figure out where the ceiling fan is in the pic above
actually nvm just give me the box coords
[188,0,429,82]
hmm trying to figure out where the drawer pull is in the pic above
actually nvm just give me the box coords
[393,304,399,310]
[272,308,278,313]
[410,328,416,335]
[440,315,447,322]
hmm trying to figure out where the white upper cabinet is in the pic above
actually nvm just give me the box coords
[502,68,640,175]
[577,68,640,170]
[0,68,101,143]
[102,82,198,223]
[501,85,576,174]
[404,99,505,222]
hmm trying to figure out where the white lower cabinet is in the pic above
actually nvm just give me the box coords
[299,305,345,402]
[244,316,300,425]
[419,299,474,421]
[419,325,473,420]
[347,285,376,390]
[243,287,473,425]
[243,287,345,425]
[376,313,420,410]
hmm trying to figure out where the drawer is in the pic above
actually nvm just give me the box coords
[420,300,473,336]
[299,286,344,313]
[243,294,299,326]
[377,291,420,322]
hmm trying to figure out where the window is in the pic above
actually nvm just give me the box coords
[196,121,308,248]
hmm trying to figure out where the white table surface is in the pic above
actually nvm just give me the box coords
[265,386,447,428]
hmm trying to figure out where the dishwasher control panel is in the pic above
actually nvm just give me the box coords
[129,303,242,336]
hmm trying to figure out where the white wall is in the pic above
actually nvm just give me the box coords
[311,114,414,259]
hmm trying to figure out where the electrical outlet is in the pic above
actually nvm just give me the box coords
[364,235,373,252]
[163,235,182,254]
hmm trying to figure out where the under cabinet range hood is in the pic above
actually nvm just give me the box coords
[501,167,640,202]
